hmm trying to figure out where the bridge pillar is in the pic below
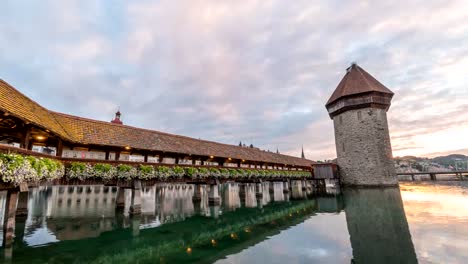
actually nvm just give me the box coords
[255,183,263,198]
[239,183,246,204]
[3,190,18,249]
[430,173,437,181]
[301,180,307,190]
[116,188,126,209]
[129,189,141,215]
[269,182,275,194]
[192,184,203,202]
[209,204,221,218]
[208,184,221,206]
[283,181,290,193]
[16,191,29,216]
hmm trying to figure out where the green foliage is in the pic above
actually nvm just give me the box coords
[0,152,314,184]
[172,166,185,178]
[93,163,116,180]
[228,168,238,178]
[184,167,198,178]
[0,153,64,185]
[116,164,137,180]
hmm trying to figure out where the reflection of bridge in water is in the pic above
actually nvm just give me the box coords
[0,183,417,264]
[0,181,344,263]
[0,180,322,247]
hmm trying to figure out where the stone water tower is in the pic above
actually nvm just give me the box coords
[325,63,397,186]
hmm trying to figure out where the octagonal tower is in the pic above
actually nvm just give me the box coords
[326,63,397,186]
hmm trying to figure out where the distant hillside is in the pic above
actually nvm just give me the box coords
[395,154,468,171]
[431,154,468,168]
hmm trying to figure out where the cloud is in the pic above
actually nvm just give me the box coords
[1,0,467,160]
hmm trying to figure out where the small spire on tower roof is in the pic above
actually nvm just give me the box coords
[301,145,305,159]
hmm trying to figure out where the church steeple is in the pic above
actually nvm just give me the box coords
[111,108,123,125]
[301,145,305,159]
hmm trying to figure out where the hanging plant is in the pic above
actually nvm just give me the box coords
[116,164,137,180]
[0,153,65,185]
[184,167,199,179]
[198,167,210,178]
[219,168,230,178]
[228,168,238,178]
[172,166,185,178]
[209,168,221,178]
[156,166,171,179]
[138,164,155,180]
[93,163,117,180]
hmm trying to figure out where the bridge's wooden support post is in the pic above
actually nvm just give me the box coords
[144,154,148,163]
[237,161,241,168]
[131,216,141,237]
[105,151,110,160]
[115,151,121,161]
[20,126,31,150]
[129,181,142,215]
[209,202,221,218]
[430,173,437,181]
[174,157,179,165]
[239,183,246,204]
[116,188,126,209]
[255,182,263,198]
[283,181,290,193]
[56,138,63,157]
[411,174,415,181]
[192,184,203,202]
[3,190,18,249]
[192,159,196,165]
[301,180,307,190]
[16,191,29,217]
[208,184,221,206]
[269,182,275,195]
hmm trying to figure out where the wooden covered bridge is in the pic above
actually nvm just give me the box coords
[0,79,320,171]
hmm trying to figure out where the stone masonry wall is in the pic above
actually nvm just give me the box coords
[333,107,397,186]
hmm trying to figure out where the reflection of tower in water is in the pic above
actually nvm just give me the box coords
[344,187,417,264]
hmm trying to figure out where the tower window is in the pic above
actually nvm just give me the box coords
[357,111,362,120]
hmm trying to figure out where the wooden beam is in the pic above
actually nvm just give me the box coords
[56,139,63,157]
[20,128,31,150]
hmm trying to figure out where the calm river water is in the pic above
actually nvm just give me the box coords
[0,181,467,263]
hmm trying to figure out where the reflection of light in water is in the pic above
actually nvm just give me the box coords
[401,183,468,220]
[24,227,58,247]
[400,182,468,263]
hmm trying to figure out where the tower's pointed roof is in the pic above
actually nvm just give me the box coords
[326,63,393,106]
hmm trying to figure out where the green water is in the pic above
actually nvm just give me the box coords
[0,181,467,263]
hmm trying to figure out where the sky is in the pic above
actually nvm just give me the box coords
[1,0,467,160]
